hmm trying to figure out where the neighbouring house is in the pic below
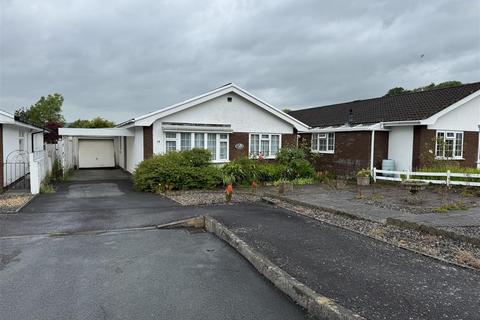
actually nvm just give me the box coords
[0,110,45,192]
[288,82,480,175]
[58,84,309,172]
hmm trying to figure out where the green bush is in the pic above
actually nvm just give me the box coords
[276,147,315,180]
[221,147,315,185]
[133,150,222,192]
[276,147,306,165]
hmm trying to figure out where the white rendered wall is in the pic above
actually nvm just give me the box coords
[428,95,479,131]
[387,126,414,171]
[3,124,34,187]
[152,93,293,154]
[126,127,143,173]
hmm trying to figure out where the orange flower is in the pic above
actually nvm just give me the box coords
[225,184,233,195]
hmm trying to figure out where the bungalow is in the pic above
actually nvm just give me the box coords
[288,82,480,175]
[0,110,45,191]
[58,84,309,172]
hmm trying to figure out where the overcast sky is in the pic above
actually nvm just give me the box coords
[1,0,479,123]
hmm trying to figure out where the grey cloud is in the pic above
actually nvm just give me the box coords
[0,0,478,122]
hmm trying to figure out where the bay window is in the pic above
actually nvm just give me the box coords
[312,132,334,153]
[164,132,229,162]
[436,131,463,159]
[249,134,281,158]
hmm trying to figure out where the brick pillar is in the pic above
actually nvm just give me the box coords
[143,125,153,160]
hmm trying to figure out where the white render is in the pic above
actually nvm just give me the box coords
[387,126,414,171]
[152,92,293,155]
[2,123,44,187]
[427,94,480,132]
[126,127,144,172]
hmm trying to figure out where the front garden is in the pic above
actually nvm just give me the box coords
[133,147,316,195]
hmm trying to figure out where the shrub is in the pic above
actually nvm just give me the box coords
[276,147,306,165]
[133,150,222,192]
[276,147,315,180]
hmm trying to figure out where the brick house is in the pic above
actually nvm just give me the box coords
[289,82,480,175]
[59,84,308,172]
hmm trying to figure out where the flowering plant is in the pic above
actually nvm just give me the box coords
[225,184,233,202]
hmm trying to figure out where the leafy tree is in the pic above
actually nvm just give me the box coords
[15,93,65,127]
[385,81,462,96]
[385,87,409,96]
[69,117,115,128]
[282,108,292,113]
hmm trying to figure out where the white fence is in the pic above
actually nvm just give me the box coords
[57,139,75,173]
[29,150,53,194]
[373,168,480,187]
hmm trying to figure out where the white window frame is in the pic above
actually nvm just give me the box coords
[163,131,229,163]
[435,130,464,160]
[248,133,282,159]
[311,132,335,154]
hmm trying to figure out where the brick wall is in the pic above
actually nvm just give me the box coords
[143,125,153,160]
[282,133,297,148]
[301,131,389,176]
[229,132,249,160]
[412,125,479,168]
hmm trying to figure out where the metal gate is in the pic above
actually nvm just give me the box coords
[4,150,30,190]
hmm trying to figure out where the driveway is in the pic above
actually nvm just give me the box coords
[0,170,310,320]
[1,169,479,319]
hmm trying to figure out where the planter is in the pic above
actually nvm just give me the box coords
[356,176,370,186]
[278,182,294,194]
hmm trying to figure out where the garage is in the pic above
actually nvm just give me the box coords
[78,139,115,168]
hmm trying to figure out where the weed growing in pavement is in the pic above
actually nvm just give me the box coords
[433,201,468,213]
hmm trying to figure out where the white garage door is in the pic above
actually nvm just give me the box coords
[78,140,115,168]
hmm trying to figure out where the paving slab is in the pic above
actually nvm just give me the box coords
[277,184,480,227]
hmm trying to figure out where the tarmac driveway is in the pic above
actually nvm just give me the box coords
[0,169,310,320]
[1,169,199,237]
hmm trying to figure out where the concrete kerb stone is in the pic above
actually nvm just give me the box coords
[262,193,372,222]
[203,215,365,320]
[386,217,480,247]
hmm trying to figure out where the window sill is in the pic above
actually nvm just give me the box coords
[312,150,335,154]
[435,157,464,161]
[211,160,229,164]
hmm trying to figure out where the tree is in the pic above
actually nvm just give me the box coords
[385,87,409,96]
[282,108,292,113]
[15,93,65,127]
[385,81,462,96]
[69,117,115,128]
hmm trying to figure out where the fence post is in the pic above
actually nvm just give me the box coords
[406,170,410,180]
[446,170,451,187]
[373,167,377,182]
[29,153,40,194]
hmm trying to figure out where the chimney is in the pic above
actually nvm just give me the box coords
[346,109,353,126]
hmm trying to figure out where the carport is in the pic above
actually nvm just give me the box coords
[58,127,134,170]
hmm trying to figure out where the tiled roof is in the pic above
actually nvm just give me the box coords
[288,82,480,128]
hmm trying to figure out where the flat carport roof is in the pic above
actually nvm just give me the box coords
[58,127,134,137]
